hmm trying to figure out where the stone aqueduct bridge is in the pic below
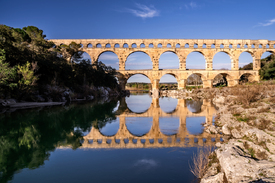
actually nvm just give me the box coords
[81,98,222,149]
[51,39,275,90]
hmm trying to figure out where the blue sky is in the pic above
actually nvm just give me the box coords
[1,0,274,83]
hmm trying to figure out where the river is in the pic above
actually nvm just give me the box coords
[0,92,221,183]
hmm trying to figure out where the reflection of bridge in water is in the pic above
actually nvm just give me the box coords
[82,98,223,149]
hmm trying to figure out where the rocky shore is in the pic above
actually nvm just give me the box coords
[160,83,275,182]
[0,85,130,113]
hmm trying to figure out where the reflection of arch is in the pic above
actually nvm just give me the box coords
[186,117,205,135]
[124,80,152,112]
[126,117,153,137]
[186,100,203,113]
[98,118,120,137]
[159,97,178,114]
[159,117,180,136]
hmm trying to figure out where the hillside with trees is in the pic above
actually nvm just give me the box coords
[240,54,275,80]
[0,25,120,102]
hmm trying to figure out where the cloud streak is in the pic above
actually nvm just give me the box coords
[258,18,275,26]
[184,2,197,9]
[127,3,159,18]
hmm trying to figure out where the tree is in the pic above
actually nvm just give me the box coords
[259,54,275,80]
[0,49,17,89]
[17,62,38,92]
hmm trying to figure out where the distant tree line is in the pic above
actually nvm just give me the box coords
[0,25,119,100]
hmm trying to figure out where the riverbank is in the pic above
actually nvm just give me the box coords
[190,81,275,183]
[0,86,130,112]
[158,81,275,182]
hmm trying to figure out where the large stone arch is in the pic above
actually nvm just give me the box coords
[237,51,255,70]
[187,72,207,81]
[125,50,153,69]
[158,50,180,69]
[95,50,119,61]
[159,72,179,81]
[239,72,257,84]
[185,50,207,70]
[212,51,234,70]
[260,50,275,58]
[212,72,237,87]
[159,72,179,90]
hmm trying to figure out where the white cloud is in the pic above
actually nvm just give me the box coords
[134,159,157,167]
[127,3,159,18]
[185,2,197,9]
[99,54,118,61]
[258,18,275,26]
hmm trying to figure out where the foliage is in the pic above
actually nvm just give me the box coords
[189,146,213,178]
[17,62,38,90]
[239,63,253,70]
[259,54,275,80]
[0,49,17,89]
[0,100,120,182]
[0,24,119,99]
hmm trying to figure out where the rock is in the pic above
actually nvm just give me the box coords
[213,96,225,104]
[206,125,218,134]
[222,124,231,135]
[86,95,94,101]
[231,129,244,138]
[201,172,224,183]
[33,95,45,102]
[5,99,16,104]
[216,140,275,183]
[98,87,109,96]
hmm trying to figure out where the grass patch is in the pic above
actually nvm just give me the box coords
[237,116,249,122]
